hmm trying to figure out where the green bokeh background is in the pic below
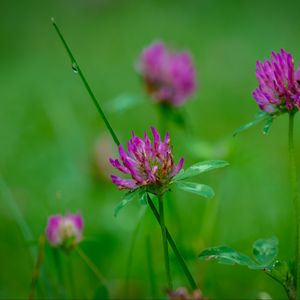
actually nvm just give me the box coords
[1,0,300,299]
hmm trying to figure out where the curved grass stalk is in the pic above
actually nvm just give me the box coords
[146,235,157,298]
[51,18,120,147]
[125,208,145,297]
[0,176,51,298]
[0,175,36,258]
[76,246,107,286]
[29,235,46,300]
[66,254,76,299]
[52,249,65,298]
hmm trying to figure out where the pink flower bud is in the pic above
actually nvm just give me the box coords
[45,213,84,249]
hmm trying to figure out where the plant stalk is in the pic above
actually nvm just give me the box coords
[76,246,107,286]
[146,235,157,299]
[147,194,197,289]
[29,235,46,300]
[125,210,144,297]
[288,112,299,298]
[66,254,76,299]
[265,270,296,300]
[52,249,66,298]
[158,194,172,288]
[51,18,120,146]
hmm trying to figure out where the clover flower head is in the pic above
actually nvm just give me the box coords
[109,127,184,195]
[167,287,207,300]
[138,42,197,106]
[252,49,300,113]
[46,213,84,249]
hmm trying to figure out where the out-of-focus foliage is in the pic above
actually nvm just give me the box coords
[1,0,300,299]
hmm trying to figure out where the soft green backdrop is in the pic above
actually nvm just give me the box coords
[1,0,300,299]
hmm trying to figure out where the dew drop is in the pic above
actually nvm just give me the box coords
[71,62,78,74]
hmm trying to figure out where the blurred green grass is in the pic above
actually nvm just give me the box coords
[1,0,300,298]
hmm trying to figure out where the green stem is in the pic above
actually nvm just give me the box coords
[288,112,299,298]
[125,211,144,297]
[52,249,65,298]
[147,195,197,289]
[158,194,172,289]
[29,235,46,300]
[157,104,168,134]
[200,190,219,248]
[146,235,157,299]
[76,246,107,286]
[265,271,296,300]
[0,175,36,258]
[51,18,120,146]
[66,254,76,299]
[1,176,50,297]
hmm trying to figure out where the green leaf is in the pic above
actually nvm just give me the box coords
[114,189,140,217]
[139,191,148,205]
[262,113,281,135]
[262,116,274,135]
[107,94,143,113]
[233,112,269,136]
[199,237,279,271]
[173,160,229,181]
[176,181,214,199]
[252,237,278,266]
[199,246,257,268]
[173,169,184,181]
[198,238,292,292]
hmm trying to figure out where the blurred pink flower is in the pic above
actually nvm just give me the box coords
[46,213,84,249]
[92,133,116,181]
[138,42,197,106]
[168,287,208,300]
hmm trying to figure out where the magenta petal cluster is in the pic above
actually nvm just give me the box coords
[138,42,197,106]
[109,127,184,194]
[253,49,300,113]
[46,213,84,248]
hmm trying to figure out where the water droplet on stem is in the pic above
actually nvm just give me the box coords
[71,62,78,74]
